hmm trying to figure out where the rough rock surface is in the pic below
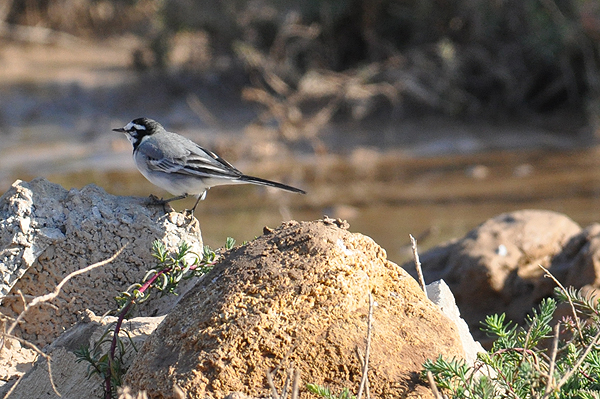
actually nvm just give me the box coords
[0,178,202,346]
[426,280,485,365]
[552,223,600,290]
[0,311,164,399]
[0,336,38,390]
[125,218,464,399]
[402,209,586,342]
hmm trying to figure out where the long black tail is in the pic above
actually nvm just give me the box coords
[239,175,306,194]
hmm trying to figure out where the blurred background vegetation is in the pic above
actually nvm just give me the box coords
[3,0,600,141]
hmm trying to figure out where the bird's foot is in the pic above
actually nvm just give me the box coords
[182,191,206,216]
[146,194,177,213]
[147,194,167,205]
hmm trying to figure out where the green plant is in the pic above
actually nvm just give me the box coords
[75,238,235,399]
[74,325,135,393]
[306,383,356,399]
[423,287,600,398]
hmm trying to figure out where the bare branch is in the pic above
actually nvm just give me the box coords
[267,369,280,399]
[538,264,583,340]
[542,323,561,398]
[427,371,443,399]
[357,292,374,399]
[5,245,127,338]
[410,234,427,296]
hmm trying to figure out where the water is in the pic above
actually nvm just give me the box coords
[6,145,598,266]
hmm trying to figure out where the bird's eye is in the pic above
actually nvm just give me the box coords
[123,121,146,132]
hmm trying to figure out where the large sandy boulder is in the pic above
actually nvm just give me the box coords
[0,178,203,347]
[402,209,593,342]
[124,218,464,399]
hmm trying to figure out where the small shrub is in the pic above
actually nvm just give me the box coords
[75,238,234,399]
[424,287,600,398]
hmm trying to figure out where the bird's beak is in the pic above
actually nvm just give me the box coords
[112,127,126,133]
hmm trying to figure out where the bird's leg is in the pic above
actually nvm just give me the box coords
[185,190,208,215]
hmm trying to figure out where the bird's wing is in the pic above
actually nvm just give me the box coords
[137,132,243,179]
[145,147,242,179]
[186,145,242,174]
[146,158,188,174]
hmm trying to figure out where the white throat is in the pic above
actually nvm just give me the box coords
[125,133,138,146]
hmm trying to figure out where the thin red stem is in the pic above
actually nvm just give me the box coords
[104,267,170,398]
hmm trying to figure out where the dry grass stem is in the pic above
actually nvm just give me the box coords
[555,329,600,389]
[542,323,561,398]
[426,371,443,399]
[266,369,280,399]
[409,234,427,295]
[291,369,300,399]
[357,292,374,399]
[0,245,127,398]
[538,264,583,340]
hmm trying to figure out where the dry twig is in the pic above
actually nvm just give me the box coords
[555,329,600,390]
[355,348,370,399]
[538,264,583,340]
[542,323,561,398]
[1,245,127,398]
[281,368,293,399]
[357,292,374,399]
[5,245,127,338]
[291,369,300,399]
[267,369,280,399]
[410,234,427,295]
[427,371,443,399]
[186,93,221,129]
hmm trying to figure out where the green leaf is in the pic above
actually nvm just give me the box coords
[306,383,355,399]
[226,237,236,250]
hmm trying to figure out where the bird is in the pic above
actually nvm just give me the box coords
[113,117,306,212]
